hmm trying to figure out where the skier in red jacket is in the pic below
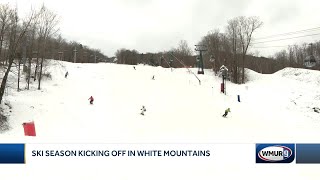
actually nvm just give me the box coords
[88,96,94,104]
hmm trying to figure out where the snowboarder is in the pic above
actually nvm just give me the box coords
[65,71,68,78]
[88,96,94,104]
[152,75,155,80]
[222,108,231,117]
[140,106,146,115]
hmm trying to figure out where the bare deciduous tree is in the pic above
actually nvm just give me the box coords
[237,16,263,83]
[0,4,13,65]
[115,48,139,65]
[226,18,240,83]
[176,40,193,57]
[37,5,59,90]
[0,7,39,104]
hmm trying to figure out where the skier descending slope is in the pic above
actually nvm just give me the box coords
[88,96,94,105]
[222,108,231,117]
[140,106,146,115]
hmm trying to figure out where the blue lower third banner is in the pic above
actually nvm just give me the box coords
[296,144,320,164]
[0,144,25,164]
[256,144,295,163]
[2,143,320,164]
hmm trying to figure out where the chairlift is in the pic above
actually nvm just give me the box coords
[218,65,229,78]
[220,65,228,71]
[304,55,317,68]
[210,55,215,63]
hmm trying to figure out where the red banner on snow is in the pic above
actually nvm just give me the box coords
[22,121,36,136]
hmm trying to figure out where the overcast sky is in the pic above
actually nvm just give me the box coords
[1,0,320,57]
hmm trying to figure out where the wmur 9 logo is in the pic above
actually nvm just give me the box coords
[256,144,295,163]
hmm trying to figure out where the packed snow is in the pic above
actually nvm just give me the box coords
[0,60,319,179]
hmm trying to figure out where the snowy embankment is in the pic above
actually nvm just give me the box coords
[245,67,320,121]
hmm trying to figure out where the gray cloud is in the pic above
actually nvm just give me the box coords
[2,0,320,57]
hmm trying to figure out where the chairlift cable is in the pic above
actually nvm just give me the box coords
[252,33,320,44]
[254,26,320,40]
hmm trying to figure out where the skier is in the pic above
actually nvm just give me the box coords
[133,66,136,70]
[222,108,231,117]
[140,106,146,115]
[152,75,155,80]
[65,71,68,78]
[88,96,94,104]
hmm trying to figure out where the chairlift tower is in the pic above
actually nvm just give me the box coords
[309,43,313,55]
[160,55,164,67]
[73,47,77,63]
[220,65,228,95]
[195,45,207,74]
[304,43,317,68]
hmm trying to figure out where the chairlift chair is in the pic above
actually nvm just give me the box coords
[304,55,317,68]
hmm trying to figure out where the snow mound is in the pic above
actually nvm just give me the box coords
[275,67,320,85]
[245,69,264,82]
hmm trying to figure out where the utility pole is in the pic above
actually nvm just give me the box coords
[195,45,207,74]
[73,47,77,63]
[83,51,87,63]
[141,53,144,65]
[58,51,63,61]
[309,43,313,56]
[160,55,164,67]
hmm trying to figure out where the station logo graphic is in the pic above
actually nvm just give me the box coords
[256,144,295,163]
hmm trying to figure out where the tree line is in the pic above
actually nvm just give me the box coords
[0,3,108,104]
[114,40,194,68]
[272,41,320,70]
[115,16,263,84]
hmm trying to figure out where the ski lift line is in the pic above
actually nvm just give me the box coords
[254,26,320,40]
[250,40,320,49]
[250,45,289,48]
[252,33,320,44]
[161,56,173,71]
[163,57,171,67]
[148,61,157,66]
[169,52,201,85]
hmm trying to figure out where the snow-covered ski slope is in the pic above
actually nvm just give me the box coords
[0,60,320,179]
[1,60,319,142]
